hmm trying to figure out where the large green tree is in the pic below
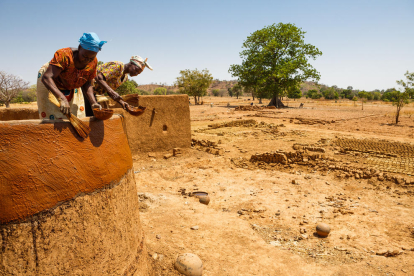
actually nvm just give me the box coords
[176,69,213,104]
[229,23,322,107]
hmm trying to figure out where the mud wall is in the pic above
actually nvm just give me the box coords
[0,117,150,275]
[112,95,191,154]
[0,108,39,121]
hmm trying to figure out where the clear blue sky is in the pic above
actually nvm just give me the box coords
[0,0,413,91]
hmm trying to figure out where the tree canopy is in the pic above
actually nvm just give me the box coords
[287,87,302,100]
[229,22,322,107]
[176,69,213,104]
[153,87,167,95]
[0,71,29,108]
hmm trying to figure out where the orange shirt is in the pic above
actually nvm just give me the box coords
[49,48,97,90]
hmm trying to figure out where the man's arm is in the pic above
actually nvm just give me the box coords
[41,65,71,115]
[95,72,129,109]
[82,80,101,110]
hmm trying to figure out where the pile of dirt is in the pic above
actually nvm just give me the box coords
[292,117,335,125]
[191,139,224,155]
[293,144,326,153]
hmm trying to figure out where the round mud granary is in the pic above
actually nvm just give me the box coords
[0,116,151,275]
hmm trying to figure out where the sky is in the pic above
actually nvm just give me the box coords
[0,0,413,91]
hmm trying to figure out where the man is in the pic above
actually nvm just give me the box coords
[92,56,152,113]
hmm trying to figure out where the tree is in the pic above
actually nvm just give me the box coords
[372,92,382,100]
[393,71,414,124]
[341,88,354,100]
[352,96,358,106]
[175,69,213,104]
[212,89,220,97]
[322,87,339,100]
[0,71,29,108]
[287,87,302,100]
[306,89,321,99]
[227,87,234,97]
[153,87,167,95]
[229,23,322,108]
[358,91,368,110]
[232,84,243,99]
[116,80,139,95]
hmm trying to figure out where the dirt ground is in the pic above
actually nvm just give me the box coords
[135,97,414,276]
[4,98,414,275]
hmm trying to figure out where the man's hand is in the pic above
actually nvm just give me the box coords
[119,99,129,110]
[91,103,102,110]
[59,98,71,115]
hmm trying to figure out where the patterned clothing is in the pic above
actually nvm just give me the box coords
[36,63,86,120]
[50,47,97,91]
[94,61,128,94]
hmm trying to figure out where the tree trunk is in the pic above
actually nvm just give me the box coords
[396,104,402,124]
[268,96,286,108]
[5,101,10,108]
[259,98,262,104]
[236,93,239,99]
[361,100,364,110]
[194,96,197,105]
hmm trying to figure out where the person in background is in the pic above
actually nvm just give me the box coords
[92,56,153,111]
[37,32,106,120]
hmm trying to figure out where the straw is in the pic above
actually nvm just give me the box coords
[48,95,91,138]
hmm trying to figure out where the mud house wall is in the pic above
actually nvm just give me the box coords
[0,108,39,121]
[0,117,150,275]
[112,94,191,154]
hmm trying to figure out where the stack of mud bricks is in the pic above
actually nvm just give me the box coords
[251,152,288,164]
[208,119,257,129]
[235,106,267,111]
[293,144,326,153]
[191,139,224,155]
[293,118,335,125]
[251,150,326,165]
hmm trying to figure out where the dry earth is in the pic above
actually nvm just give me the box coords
[135,97,414,276]
[4,98,414,275]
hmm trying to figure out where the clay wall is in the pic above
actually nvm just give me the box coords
[0,117,151,275]
[111,94,191,154]
[0,108,39,121]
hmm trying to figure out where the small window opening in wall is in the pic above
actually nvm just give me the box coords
[163,124,168,132]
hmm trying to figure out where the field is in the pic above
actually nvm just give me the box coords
[135,97,414,275]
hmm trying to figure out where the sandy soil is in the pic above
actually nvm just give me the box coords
[4,98,413,275]
[134,97,414,276]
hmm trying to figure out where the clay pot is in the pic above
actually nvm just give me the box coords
[126,105,146,116]
[198,196,210,205]
[93,108,113,120]
[316,223,331,237]
[175,253,203,276]
[191,192,210,205]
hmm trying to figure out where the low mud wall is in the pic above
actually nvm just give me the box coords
[0,108,39,121]
[112,95,191,154]
[0,117,150,275]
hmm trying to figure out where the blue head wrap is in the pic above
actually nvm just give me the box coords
[78,32,107,52]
